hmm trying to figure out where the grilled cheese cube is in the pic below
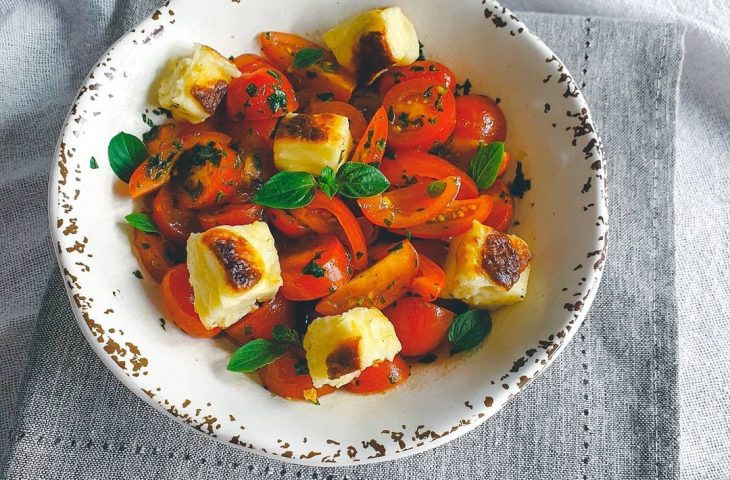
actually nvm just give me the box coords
[273,113,353,175]
[186,223,282,330]
[158,43,241,124]
[442,220,532,310]
[323,7,419,83]
[303,307,401,388]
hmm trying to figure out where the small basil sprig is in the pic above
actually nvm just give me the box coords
[253,163,389,209]
[448,309,492,354]
[467,142,504,190]
[108,131,147,182]
[125,212,159,234]
[227,324,301,373]
[292,48,325,69]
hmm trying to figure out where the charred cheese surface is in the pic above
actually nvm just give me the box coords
[442,220,532,310]
[323,7,420,83]
[303,307,401,388]
[273,113,353,175]
[186,223,282,330]
[158,43,241,124]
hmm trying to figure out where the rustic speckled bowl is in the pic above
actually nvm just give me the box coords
[49,0,608,466]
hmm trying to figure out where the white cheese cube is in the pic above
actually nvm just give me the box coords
[442,220,532,310]
[303,307,401,388]
[158,43,241,124]
[273,113,353,175]
[186,223,282,330]
[323,7,420,83]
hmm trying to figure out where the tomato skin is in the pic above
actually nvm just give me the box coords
[345,355,410,394]
[315,240,419,315]
[161,264,220,338]
[378,61,456,96]
[144,123,181,156]
[132,230,174,283]
[178,116,222,137]
[379,151,478,200]
[383,78,457,151]
[267,208,312,239]
[152,184,200,244]
[389,195,494,240]
[482,180,514,232]
[351,106,388,166]
[226,67,299,122]
[497,151,510,177]
[224,292,296,345]
[357,216,380,246]
[411,239,450,267]
[308,100,367,143]
[233,53,273,74]
[369,242,445,301]
[173,141,240,210]
[198,203,264,230]
[358,176,460,229]
[441,95,507,171]
[383,298,454,357]
[279,234,351,301]
[258,349,336,400]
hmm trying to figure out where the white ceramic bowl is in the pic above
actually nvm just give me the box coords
[49,0,607,466]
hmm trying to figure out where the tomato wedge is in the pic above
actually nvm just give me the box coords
[369,242,445,301]
[411,239,449,267]
[279,234,351,301]
[351,106,388,165]
[267,208,312,239]
[308,100,367,142]
[233,53,273,74]
[383,77,456,151]
[390,195,493,239]
[258,348,335,401]
[226,67,299,122]
[345,355,410,394]
[198,203,264,230]
[224,292,296,345]
[178,116,223,137]
[315,240,418,315]
[161,264,220,338]
[132,229,174,283]
[144,123,181,156]
[259,32,356,102]
[152,184,200,244]
[290,191,368,272]
[172,140,240,210]
[378,61,456,96]
[379,150,478,200]
[482,179,514,232]
[358,176,460,229]
[383,298,454,357]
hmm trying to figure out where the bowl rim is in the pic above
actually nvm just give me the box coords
[47,0,608,466]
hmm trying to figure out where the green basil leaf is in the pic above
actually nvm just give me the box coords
[125,212,159,234]
[467,142,505,189]
[292,48,325,69]
[318,166,339,198]
[427,180,446,197]
[272,324,302,346]
[252,171,316,209]
[448,309,492,354]
[335,162,390,198]
[108,131,148,182]
[227,339,287,373]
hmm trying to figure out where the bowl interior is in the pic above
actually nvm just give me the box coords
[50,0,607,465]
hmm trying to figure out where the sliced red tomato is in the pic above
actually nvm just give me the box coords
[315,240,419,315]
[345,355,410,394]
[129,140,183,199]
[482,179,514,232]
[379,150,477,200]
[389,195,493,239]
[440,95,507,171]
[226,67,299,122]
[258,348,335,401]
[383,78,456,151]
[266,208,312,239]
[233,53,273,74]
[152,184,200,244]
[290,191,368,272]
[498,151,510,177]
[132,229,174,283]
[411,239,450,267]
[224,292,296,345]
[178,116,223,137]
[308,100,367,142]
[369,242,445,301]
[172,139,240,210]
[357,216,380,246]
[198,203,264,230]
[351,106,388,166]
[161,264,220,338]
[358,175,460,229]
[259,32,356,102]
[279,234,351,301]
[144,123,181,156]
[378,61,456,96]
[383,298,454,357]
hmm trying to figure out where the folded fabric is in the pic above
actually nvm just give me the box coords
[0,9,683,480]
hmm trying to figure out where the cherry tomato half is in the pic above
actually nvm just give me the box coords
[379,61,456,96]
[226,67,299,122]
[258,348,335,401]
[351,106,388,166]
[198,203,264,230]
[224,292,296,345]
[369,242,445,301]
[345,355,410,394]
[482,180,513,232]
[389,195,494,240]
[267,208,312,239]
[152,184,200,245]
[161,264,220,338]
[383,298,454,357]
[172,138,240,210]
[279,234,351,301]
[132,229,174,283]
[233,53,273,74]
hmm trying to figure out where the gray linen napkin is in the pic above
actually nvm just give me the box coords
[0,7,684,480]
